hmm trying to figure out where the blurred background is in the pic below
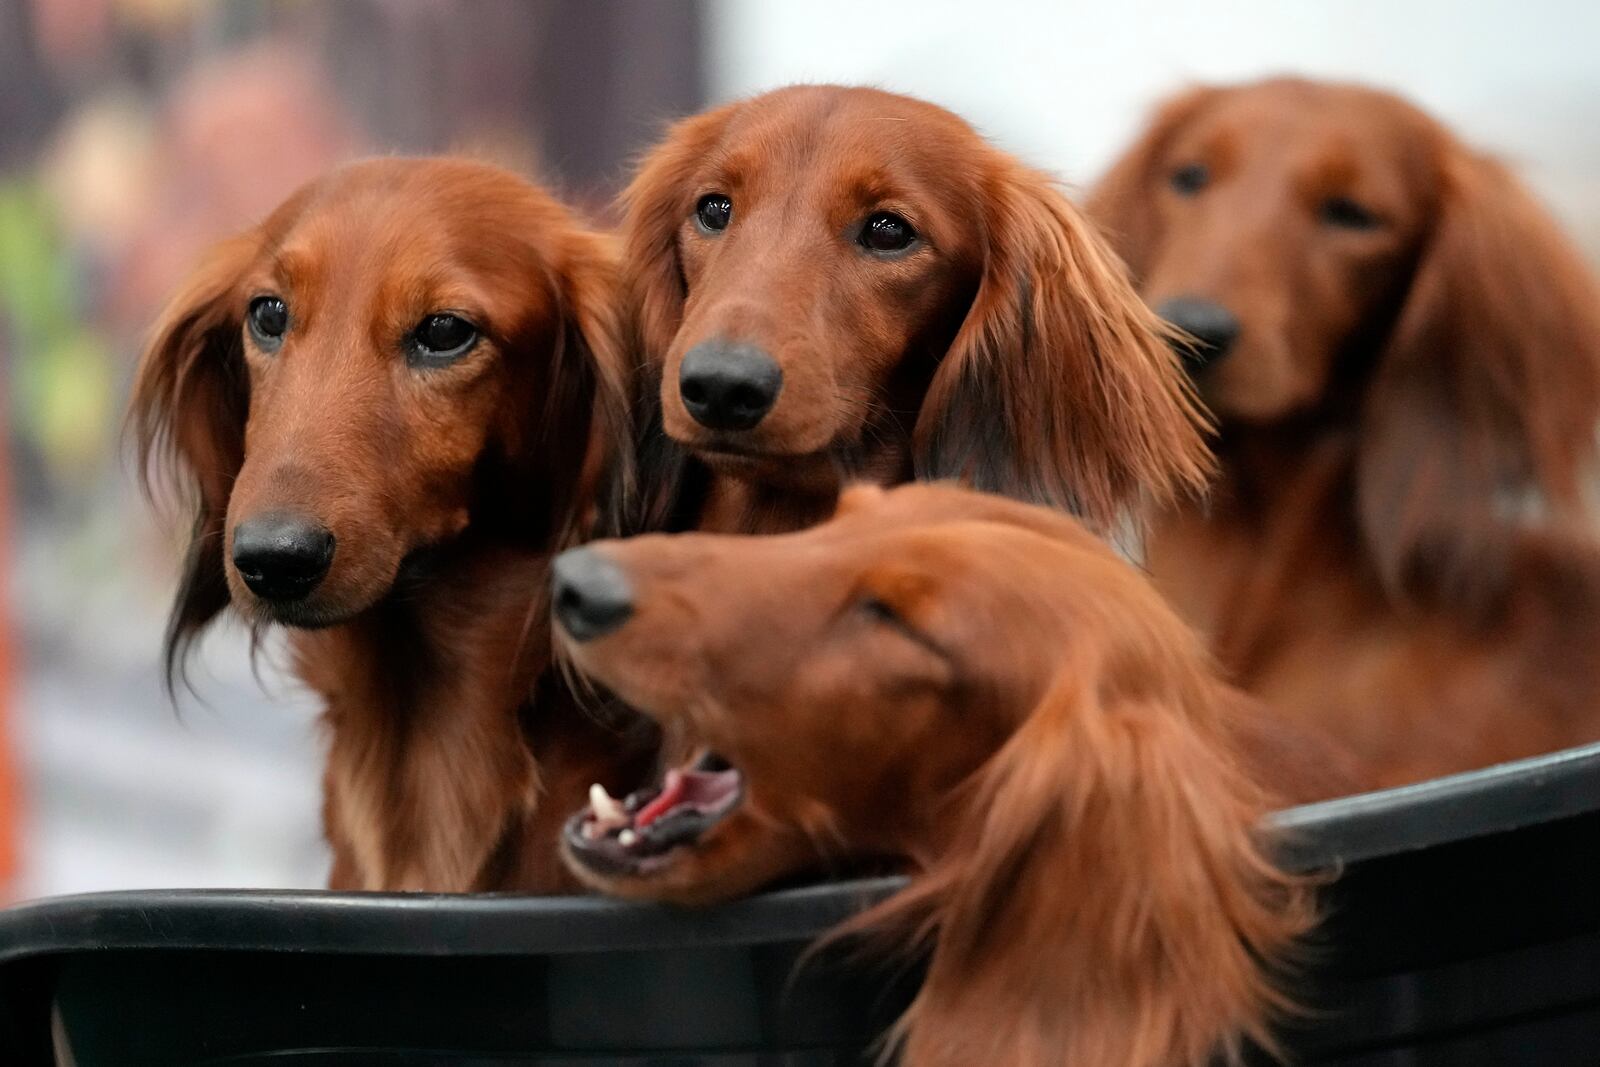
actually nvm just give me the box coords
[1,0,1596,899]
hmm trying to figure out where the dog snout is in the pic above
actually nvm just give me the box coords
[231,513,336,602]
[552,548,634,641]
[678,340,784,431]
[1156,297,1241,368]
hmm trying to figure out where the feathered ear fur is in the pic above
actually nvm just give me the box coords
[128,234,257,691]
[854,661,1311,1067]
[612,105,737,534]
[1085,87,1219,281]
[1355,146,1600,613]
[519,224,634,546]
[914,161,1213,535]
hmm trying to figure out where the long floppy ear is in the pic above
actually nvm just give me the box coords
[861,665,1310,1067]
[1086,87,1218,280]
[612,105,737,534]
[128,234,257,692]
[915,163,1213,535]
[530,225,634,545]
[1355,147,1600,613]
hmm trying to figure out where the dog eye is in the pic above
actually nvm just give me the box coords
[410,313,479,364]
[1169,163,1210,196]
[1320,196,1381,231]
[696,193,733,233]
[247,296,289,350]
[860,212,917,254]
[860,596,903,624]
[857,595,951,671]
[860,595,932,641]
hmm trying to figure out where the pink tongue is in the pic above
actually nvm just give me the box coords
[634,770,686,829]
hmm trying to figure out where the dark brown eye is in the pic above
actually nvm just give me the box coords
[410,313,478,365]
[1170,162,1210,196]
[1321,195,1381,230]
[247,296,288,351]
[696,193,732,232]
[860,596,902,624]
[858,593,950,668]
[860,212,916,254]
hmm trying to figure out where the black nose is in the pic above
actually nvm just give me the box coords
[551,548,634,642]
[1156,297,1241,367]
[231,514,335,602]
[678,341,783,431]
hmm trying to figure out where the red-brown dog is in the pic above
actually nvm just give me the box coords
[1090,77,1600,788]
[554,482,1321,1067]
[603,84,1220,896]
[620,84,1212,539]
[132,157,651,891]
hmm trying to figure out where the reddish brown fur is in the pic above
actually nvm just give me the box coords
[607,84,1218,893]
[1090,77,1600,787]
[559,482,1325,1067]
[620,84,1212,539]
[130,157,652,891]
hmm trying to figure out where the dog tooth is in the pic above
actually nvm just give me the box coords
[590,783,627,824]
[618,829,638,847]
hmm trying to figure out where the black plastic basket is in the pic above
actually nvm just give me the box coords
[2,742,1597,1065]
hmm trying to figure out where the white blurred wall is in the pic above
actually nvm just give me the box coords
[707,0,1600,257]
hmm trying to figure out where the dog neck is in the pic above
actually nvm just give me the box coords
[1209,421,1360,524]
[694,474,848,535]
[685,439,917,536]
[293,540,551,892]
[1150,421,1369,679]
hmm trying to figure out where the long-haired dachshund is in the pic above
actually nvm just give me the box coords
[620,84,1212,539]
[131,157,652,891]
[554,482,1326,1067]
[1089,77,1600,788]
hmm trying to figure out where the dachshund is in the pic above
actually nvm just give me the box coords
[553,482,1328,1067]
[602,83,1219,896]
[618,84,1212,540]
[130,157,653,891]
[1089,77,1600,788]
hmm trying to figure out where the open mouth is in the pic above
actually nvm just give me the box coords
[563,751,744,876]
